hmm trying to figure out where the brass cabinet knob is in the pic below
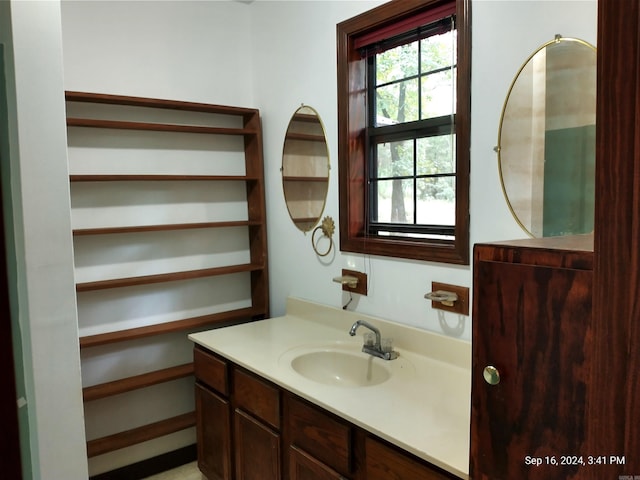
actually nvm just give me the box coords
[483,365,500,385]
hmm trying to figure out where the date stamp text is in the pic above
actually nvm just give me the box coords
[524,455,627,467]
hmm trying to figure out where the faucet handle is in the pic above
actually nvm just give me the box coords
[363,332,375,347]
[381,338,394,353]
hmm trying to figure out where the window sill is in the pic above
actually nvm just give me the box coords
[339,234,469,264]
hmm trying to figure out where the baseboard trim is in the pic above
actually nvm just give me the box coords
[89,444,197,480]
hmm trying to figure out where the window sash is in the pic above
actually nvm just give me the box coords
[365,14,456,240]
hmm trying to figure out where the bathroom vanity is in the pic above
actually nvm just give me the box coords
[189,298,471,480]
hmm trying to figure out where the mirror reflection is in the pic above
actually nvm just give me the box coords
[282,105,330,232]
[497,36,596,237]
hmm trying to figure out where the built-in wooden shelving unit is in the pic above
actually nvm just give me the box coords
[65,91,269,468]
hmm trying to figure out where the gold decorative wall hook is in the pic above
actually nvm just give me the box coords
[312,216,335,257]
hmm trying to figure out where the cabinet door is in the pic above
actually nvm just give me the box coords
[234,409,281,480]
[471,260,592,480]
[195,383,232,480]
[289,446,347,480]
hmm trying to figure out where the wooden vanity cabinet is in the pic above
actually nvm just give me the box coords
[470,236,594,480]
[195,345,461,480]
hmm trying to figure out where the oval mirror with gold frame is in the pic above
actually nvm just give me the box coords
[282,105,330,232]
[497,36,596,238]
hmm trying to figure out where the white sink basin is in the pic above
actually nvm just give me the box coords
[290,350,391,387]
[279,342,414,388]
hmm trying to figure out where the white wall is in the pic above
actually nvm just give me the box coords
[2,1,88,478]
[252,0,597,341]
[62,0,255,106]
[5,0,596,476]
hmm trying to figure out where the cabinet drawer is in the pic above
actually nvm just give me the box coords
[288,396,352,476]
[194,347,228,395]
[365,437,453,480]
[289,446,346,480]
[234,368,280,429]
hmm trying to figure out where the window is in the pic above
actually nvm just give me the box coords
[337,0,470,264]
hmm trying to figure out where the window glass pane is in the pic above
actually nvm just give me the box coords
[416,176,455,225]
[374,178,414,224]
[376,42,419,84]
[421,30,456,73]
[376,140,414,178]
[376,78,419,125]
[421,68,456,119]
[417,134,456,176]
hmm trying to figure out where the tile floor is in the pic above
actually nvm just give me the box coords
[143,461,204,480]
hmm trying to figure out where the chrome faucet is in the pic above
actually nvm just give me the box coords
[349,320,398,360]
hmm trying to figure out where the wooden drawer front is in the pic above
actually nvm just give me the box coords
[365,437,453,480]
[194,347,228,395]
[289,446,347,480]
[234,368,280,429]
[288,396,352,476]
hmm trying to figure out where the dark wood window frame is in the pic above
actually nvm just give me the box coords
[337,0,471,264]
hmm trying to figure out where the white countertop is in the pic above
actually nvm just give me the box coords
[189,297,471,479]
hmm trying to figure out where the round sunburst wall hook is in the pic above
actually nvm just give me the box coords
[311,216,335,257]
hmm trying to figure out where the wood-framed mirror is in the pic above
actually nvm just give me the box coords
[497,36,596,237]
[282,105,330,232]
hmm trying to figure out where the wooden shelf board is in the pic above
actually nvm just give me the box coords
[86,412,196,458]
[83,363,194,402]
[76,263,264,292]
[69,174,258,182]
[73,220,260,236]
[66,90,259,119]
[79,306,263,349]
[67,117,257,136]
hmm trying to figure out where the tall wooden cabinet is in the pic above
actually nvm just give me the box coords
[470,235,594,480]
